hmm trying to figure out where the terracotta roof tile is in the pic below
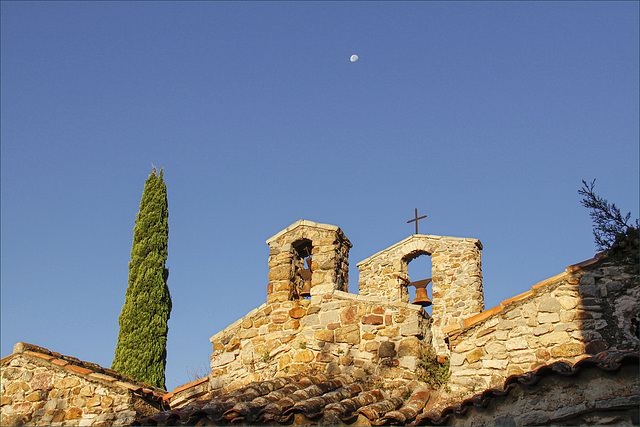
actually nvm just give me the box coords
[50,358,69,367]
[133,375,432,426]
[66,365,93,375]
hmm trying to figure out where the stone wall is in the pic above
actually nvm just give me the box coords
[209,290,431,393]
[444,354,639,426]
[265,220,352,303]
[438,256,639,407]
[1,349,162,426]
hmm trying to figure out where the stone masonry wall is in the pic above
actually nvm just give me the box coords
[1,354,156,426]
[438,257,639,408]
[266,220,352,303]
[209,290,431,393]
[357,235,483,357]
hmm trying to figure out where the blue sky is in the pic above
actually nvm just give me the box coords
[2,1,638,390]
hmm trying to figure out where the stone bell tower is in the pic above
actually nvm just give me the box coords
[265,220,351,303]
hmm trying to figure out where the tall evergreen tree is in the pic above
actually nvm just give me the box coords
[112,168,171,389]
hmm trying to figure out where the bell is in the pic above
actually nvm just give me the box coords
[300,279,312,298]
[412,287,432,306]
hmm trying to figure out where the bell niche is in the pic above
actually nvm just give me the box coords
[266,220,352,303]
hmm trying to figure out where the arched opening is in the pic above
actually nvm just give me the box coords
[292,239,313,300]
[405,251,433,315]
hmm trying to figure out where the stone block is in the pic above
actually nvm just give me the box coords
[378,326,399,338]
[364,341,379,353]
[362,315,384,325]
[335,325,360,344]
[300,314,319,327]
[466,348,485,364]
[450,353,466,366]
[313,330,334,342]
[505,337,528,351]
[549,342,584,358]
[320,310,340,325]
[538,297,561,313]
[289,307,306,319]
[31,373,53,390]
[293,350,314,363]
[340,306,358,324]
[378,342,396,358]
[538,331,570,346]
[401,321,421,336]
[482,359,508,369]
[538,313,560,323]
[65,407,83,420]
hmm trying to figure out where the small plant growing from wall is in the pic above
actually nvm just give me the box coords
[299,342,307,349]
[262,351,271,363]
[418,351,450,390]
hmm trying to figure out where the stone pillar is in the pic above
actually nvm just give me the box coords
[266,220,352,303]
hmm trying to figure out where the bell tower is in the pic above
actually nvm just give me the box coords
[265,220,351,303]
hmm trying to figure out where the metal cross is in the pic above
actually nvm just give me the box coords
[407,208,427,235]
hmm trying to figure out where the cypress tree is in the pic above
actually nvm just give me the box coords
[112,167,171,389]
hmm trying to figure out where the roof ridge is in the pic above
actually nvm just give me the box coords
[6,342,168,400]
[442,254,604,336]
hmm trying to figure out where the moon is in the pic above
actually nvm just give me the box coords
[350,54,358,62]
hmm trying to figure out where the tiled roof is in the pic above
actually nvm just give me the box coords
[413,349,639,425]
[133,350,637,426]
[441,254,604,336]
[2,342,168,407]
[133,374,431,426]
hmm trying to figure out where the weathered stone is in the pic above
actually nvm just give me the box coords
[538,313,560,323]
[364,341,380,353]
[450,353,466,366]
[466,348,485,364]
[25,391,43,402]
[362,315,384,325]
[362,332,376,340]
[335,325,360,344]
[378,342,396,358]
[300,314,319,327]
[319,310,340,325]
[340,306,358,324]
[505,337,528,351]
[549,342,584,358]
[536,348,550,360]
[397,337,421,357]
[482,359,508,369]
[6,381,30,394]
[65,407,83,420]
[271,310,289,324]
[293,350,314,363]
[401,321,421,336]
[86,396,101,407]
[242,318,253,328]
[538,331,570,346]
[313,330,334,342]
[378,326,399,337]
[289,307,306,319]
[534,324,553,336]
[538,297,562,313]
[316,352,333,363]
[31,373,53,390]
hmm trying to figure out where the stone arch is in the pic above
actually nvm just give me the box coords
[266,220,352,303]
[356,235,484,330]
[404,250,434,310]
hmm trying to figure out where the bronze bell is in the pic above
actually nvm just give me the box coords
[300,279,312,297]
[412,287,432,306]
[410,278,432,307]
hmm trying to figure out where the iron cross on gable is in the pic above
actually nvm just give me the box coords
[407,208,427,235]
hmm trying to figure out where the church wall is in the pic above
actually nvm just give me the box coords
[446,359,638,426]
[437,258,639,408]
[1,353,157,426]
[209,290,431,393]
